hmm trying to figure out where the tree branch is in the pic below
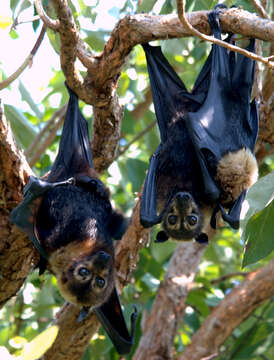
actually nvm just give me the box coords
[0,104,34,308]
[250,0,270,19]
[0,25,47,90]
[133,241,207,360]
[179,260,274,360]
[176,0,274,69]
[28,108,66,167]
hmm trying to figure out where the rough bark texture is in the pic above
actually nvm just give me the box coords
[179,260,274,360]
[0,107,34,308]
[133,241,207,360]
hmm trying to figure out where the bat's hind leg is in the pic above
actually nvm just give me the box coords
[216,148,258,204]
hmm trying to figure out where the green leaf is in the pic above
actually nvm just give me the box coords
[19,326,59,360]
[4,104,37,149]
[241,171,274,229]
[19,81,43,119]
[46,28,61,55]
[242,199,274,267]
[83,30,109,52]
[12,0,32,20]
[125,158,148,193]
[10,0,21,13]
[138,0,158,13]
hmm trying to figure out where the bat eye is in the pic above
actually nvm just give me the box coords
[187,215,198,226]
[95,276,105,288]
[168,215,178,225]
[78,267,90,278]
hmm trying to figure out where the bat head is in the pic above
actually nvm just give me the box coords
[49,239,115,307]
[161,192,203,241]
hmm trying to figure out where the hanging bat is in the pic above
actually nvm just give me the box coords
[11,84,136,355]
[140,5,259,243]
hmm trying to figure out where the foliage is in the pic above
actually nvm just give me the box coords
[1,0,273,359]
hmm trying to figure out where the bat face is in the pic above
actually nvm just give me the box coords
[162,192,203,240]
[49,240,115,307]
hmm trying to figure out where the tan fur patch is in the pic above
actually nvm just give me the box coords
[49,237,97,274]
[216,148,258,204]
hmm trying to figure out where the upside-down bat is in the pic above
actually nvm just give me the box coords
[140,5,259,243]
[11,84,136,355]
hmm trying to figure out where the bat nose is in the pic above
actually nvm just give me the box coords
[175,192,193,211]
[176,192,191,202]
[96,251,111,266]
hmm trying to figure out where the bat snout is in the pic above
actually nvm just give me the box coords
[175,192,193,211]
[94,251,112,268]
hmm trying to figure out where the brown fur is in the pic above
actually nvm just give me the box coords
[48,237,115,307]
[216,148,258,205]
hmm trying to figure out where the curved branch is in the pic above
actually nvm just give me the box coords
[179,260,274,360]
[0,105,34,308]
[34,0,60,30]
[176,0,274,68]
[0,25,47,90]
[250,0,270,19]
[133,241,207,360]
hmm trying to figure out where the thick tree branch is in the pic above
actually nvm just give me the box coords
[179,260,274,360]
[0,105,34,308]
[133,241,207,360]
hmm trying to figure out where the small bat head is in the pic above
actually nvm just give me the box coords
[49,239,115,307]
[161,192,203,240]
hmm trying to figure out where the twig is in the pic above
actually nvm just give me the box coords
[251,0,270,19]
[115,120,156,160]
[210,272,249,285]
[25,105,67,158]
[34,0,60,30]
[0,25,47,90]
[176,0,274,69]
[28,110,65,167]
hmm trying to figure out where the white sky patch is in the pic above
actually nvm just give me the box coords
[137,75,147,92]
[185,306,194,314]
[153,0,167,14]
[126,68,137,80]
[108,161,122,185]
[49,92,62,109]
[23,283,37,305]
[224,247,233,258]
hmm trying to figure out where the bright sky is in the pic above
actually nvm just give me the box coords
[0,0,129,109]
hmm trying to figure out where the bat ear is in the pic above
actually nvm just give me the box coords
[195,233,208,244]
[155,230,169,243]
[109,211,128,240]
[93,287,137,355]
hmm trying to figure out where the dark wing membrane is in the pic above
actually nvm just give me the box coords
[142,43,188,143]
[140,43,214,227]
[93,287,137,355]
[49,84,94,182]
[10,85,94,258]
[186,8,258,224]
